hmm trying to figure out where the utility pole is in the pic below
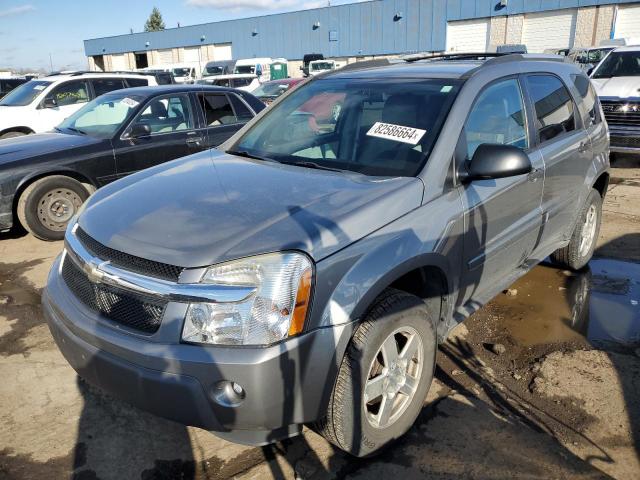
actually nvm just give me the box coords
[49,53,53,72]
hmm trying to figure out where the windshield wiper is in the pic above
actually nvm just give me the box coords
[65,127,87,135]
[284,160,343,172]
[226,149,280,163]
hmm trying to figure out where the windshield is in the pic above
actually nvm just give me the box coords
[311,62,333,71]
[252,82,291,98]
[57,93,143,139]
[233,77,461,176]
[173,68,191,77]
[0,80,52,106]
[235,65,255,74]
[588,48,613,63]
[593,51,640,78]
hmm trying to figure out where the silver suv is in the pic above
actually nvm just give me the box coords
[44,54,609,456]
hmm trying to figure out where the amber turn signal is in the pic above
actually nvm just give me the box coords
[288,268,312,337]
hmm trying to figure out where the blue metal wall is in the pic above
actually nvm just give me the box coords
[84,0,637,59]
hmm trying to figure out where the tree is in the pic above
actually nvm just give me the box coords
[144,7,165,32]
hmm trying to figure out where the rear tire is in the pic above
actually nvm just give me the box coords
[17,176,90,241]
[551,189,602,271]
[314,288,437,457]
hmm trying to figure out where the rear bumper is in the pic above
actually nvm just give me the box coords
[43,254,353,446]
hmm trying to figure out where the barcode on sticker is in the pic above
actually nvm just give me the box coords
[366,122,426,145]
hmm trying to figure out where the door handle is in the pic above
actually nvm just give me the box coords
[528,168,543,182]
[186,136,202,147]
[578,142,590,153]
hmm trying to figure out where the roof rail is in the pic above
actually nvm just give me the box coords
[337,58,392,71]
[404,52,507,63]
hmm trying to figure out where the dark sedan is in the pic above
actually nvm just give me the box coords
[0,84,265,240]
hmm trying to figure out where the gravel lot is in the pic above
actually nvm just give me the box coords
[1,155,638,480]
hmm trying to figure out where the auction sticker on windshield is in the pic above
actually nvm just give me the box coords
[366,122,426,145]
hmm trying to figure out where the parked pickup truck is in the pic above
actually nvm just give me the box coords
[591,45,640,154]
[44,54,609,457]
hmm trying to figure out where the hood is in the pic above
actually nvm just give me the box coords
[0,132,103,167]
[591,77,640,100]
[79,150,424,268]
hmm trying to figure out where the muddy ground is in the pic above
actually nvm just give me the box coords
[0,155,638,479]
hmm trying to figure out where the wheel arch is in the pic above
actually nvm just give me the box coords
[0,126,35,137]
[13,169,96,225]
[592,171,610,199]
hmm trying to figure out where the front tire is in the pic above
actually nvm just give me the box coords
[17,176,90,241]
[315,289,437,457]
[551,189,602,271]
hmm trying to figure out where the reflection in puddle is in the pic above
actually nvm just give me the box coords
[490,259,640,347]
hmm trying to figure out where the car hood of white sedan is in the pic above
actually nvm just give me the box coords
[591,76,640,100]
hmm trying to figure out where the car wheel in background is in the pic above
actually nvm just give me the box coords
[314,288,437,457]
[551,188,602,271]
[0,131,27,140]
[17,176,90,241]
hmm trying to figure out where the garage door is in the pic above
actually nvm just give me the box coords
[158,49,173,64]
[446,18,490,52]
[183,47,200,63]
[214,43,232,61]
[522,10,577,53]
[110,54,128,70]
[614,4,640,39]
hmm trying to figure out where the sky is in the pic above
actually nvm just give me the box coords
[0,0,358,72]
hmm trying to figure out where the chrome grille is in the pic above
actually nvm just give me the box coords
[62,255,166,334]
[601,101,640,127]
[76,227,183,282]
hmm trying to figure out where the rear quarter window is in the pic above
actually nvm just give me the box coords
[126,78,149,88]
[571,73,600,126]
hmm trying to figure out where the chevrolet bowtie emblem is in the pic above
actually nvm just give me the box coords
[82,259,111,284]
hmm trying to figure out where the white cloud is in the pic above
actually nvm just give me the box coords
[185,0,327,11]
[0,5,36,18]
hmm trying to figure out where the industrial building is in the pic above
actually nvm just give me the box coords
[84,0,640,74]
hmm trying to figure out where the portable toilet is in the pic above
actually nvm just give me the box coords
[270,59,288,80]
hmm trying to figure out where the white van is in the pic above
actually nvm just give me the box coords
[308,59,342,76]
[234,58,273,82]
[146,64,199,84]
[0,72,157,139]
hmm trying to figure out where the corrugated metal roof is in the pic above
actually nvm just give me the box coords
[84,0,637,59]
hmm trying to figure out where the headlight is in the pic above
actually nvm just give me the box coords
[182,252,313,346]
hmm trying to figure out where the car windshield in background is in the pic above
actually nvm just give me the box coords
[234,77,460,177]
[589,48,612,63]
[252,82,290,98]
[311,62,333,71]
[173,68,191,77]
[593,51,640,78]
[57,93,143,139]
[0,80,52,106]
[203,66,225,77]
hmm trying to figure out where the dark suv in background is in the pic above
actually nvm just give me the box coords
[44,54,609,457]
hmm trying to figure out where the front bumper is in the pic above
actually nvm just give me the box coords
[608,126,640,154]
[43,254,352,446]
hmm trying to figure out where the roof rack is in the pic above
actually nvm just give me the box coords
[404,52,507,63]
[337,58,393,72]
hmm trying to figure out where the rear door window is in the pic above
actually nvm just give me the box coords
[464,78,529,158]
[228,94,254,122]
[525,74,576,143]
[199,93,239,125]
[92,78,127,97]
[571,74,600,127]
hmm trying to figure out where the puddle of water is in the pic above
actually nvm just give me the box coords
[489,259,640,347]
[0,277,40,307]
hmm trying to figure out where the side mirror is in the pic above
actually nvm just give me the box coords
[459,144,532,182]
[587,67,594,76]
[129,123,151,139]
[43,97,57,109]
